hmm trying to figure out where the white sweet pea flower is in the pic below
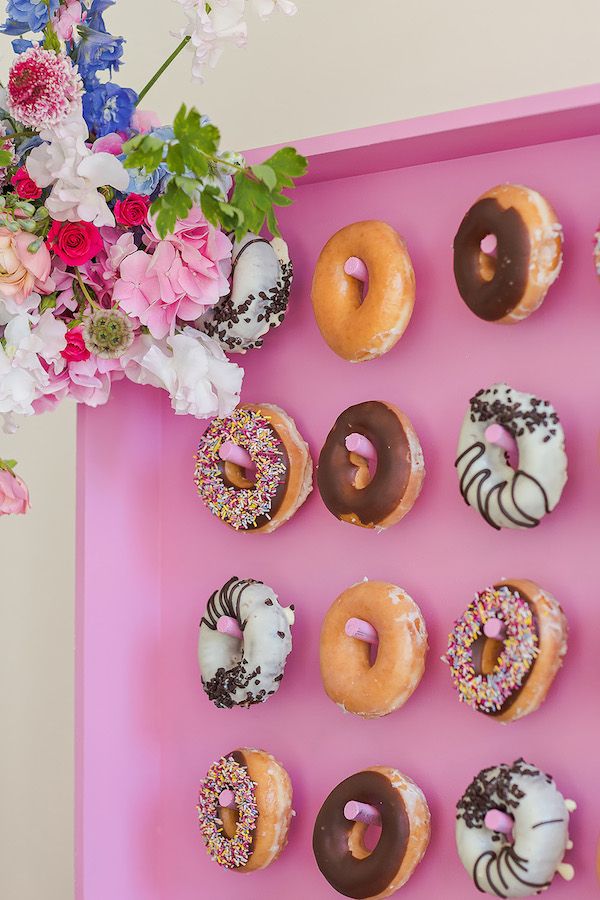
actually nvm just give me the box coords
[26,112,129,227]
[124,327,243,418]
[252,0,297,19]
[176,0,247,80]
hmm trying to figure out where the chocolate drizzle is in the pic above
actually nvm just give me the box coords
[317,401,412,528]
[313,771,409,899]
[453,196,530,321]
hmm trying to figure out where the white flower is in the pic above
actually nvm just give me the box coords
[124,327,243,418]
[252,0,297,19]
[178,1,247,80]
[0,311,67,432]
[26,112,129,227]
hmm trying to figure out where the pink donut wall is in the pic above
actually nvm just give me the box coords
[76,87,600,899]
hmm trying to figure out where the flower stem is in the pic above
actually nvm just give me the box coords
[74,267,101,311]
[136,36,191,107]
[5,130,37,142]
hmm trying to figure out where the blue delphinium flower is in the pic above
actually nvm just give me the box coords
[11,36,32,52]
[82,83,137,138]
[85,0,115,32]
[76,25,125,89]
[2,0,58,34]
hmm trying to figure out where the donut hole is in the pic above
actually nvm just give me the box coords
[479,233,497,282]
[348,451,377,489]
[481,637,504,676]
[224,459,255,489]
[344,256,369,304]
[348,821,382,858]
[219,805,239,838]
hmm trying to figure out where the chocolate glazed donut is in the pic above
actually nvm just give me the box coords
[453,185,563,323]
[317,401,425,529]
[313,768,430,899]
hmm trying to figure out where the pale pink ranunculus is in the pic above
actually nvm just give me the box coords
[92,132,125,156]
[0,228,52,303]
[0,467,30,515]
[131,109,161,133]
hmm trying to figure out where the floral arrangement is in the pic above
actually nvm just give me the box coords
[0,0,305,512]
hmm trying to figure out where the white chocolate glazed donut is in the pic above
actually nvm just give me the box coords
[456,759,575,897]
[198,577,294,708]
[455,383,567,530]
[197,234,293,352]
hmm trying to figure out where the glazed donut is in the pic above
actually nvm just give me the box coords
[197,748,293,871]
[313,767,431,899]
[456,758,575,897]
[445,580,567,722]
[311,220,415,361]
[453,184,563,323]
[197,234,293,353]
[194,403,313,532]
[320,580,428,717]
[455,383,567,530]
[317,401,425,530]
[198,576,295,708]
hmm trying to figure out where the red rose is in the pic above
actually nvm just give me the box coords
[11,167,42,200]
[60,328,90,363]
[114,194,150,228]
[47,220,103,266]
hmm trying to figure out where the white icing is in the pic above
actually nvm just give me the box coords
[456,383,567,530]
[456,763,570,898]
[198,578,294,706]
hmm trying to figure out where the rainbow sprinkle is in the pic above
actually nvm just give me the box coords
[445,585,538,713]
[197,755,258,869]
[194,407,287,530]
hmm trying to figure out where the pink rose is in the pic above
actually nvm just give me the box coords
[0,227,51,301]
[92,132,125,156]
[11,166,42,200]
[131,109,161,134]
[114,194,150,228]
[61,327,90,362]
[0,466,30,516]
[48,220,104,266]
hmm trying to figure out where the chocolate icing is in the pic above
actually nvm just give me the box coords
[453,197,530,321]
[317,402,411,527]
[312,771,409,899]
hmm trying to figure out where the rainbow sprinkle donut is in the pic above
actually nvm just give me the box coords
[197,748,293,872]
[445,579,567,723]
[194,403,312,533]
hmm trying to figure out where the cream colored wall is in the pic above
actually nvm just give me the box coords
[2,1,600,898]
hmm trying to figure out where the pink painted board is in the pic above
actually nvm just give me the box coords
[77,86,600,900]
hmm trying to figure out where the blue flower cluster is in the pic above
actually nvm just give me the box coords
[2,0,58,35]
[83,82,137,138]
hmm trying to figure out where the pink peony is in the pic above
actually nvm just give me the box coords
[48,219,103,266]
[92,132,125,156]
[131,109,161,133]
[7,46,83,130]
[11,166,42,200]
[0,466,30,515]
[0,228,51,302]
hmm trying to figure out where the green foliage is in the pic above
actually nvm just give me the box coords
[121,102,308,240]
[0,150,12,167]
[43,22,61,53]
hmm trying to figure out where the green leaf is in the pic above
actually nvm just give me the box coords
[166,142,185,176]
[263,147,308,183]
[251,164,277,191]
[39,293,58,314]
[172,105,220,156]
[179,143,209,179]
[266,206,280,238]
[0,150,12,167]
[174,175,200,198]
[122,135,165,173]
[150,181,193,238]
[0,459,17,472]
[43,22,61,53]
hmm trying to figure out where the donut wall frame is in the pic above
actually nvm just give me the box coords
[76,84,600,899]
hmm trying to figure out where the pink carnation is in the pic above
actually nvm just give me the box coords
[7,46,83,129]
